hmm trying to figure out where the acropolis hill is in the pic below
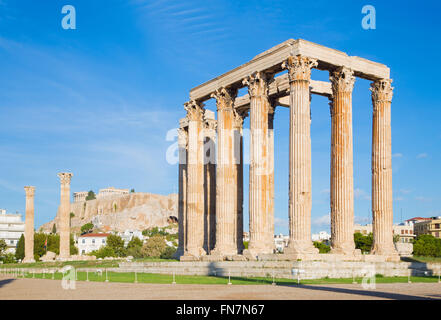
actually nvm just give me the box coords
[40,188,178,233]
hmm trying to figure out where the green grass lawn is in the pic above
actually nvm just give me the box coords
[1,269,439,286]
[0,259,122,269]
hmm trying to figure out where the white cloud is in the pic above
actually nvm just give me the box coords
[312,214,331,227]
[417,153,428,159]
[392,153,403,158]
[274,217,288,227]
[354,188,371,200]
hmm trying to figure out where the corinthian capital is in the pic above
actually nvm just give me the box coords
[282,55,317,82]
[177,127,188,149]
[329,67,356,93]
[24,186,35,197]
[370,79,394,103]
[242,71,273,98]
[232,108,248,129]
[58,172,73,185]
[211,87,237,112]
[184,100,205,122]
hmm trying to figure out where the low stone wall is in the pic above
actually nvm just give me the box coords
[118,261,441,280]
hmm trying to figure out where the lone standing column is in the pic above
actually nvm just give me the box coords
[243,72,273,256]
[211,88,238,256]
[58,172,73,259]
[370,79,398,259]
[183,100,206,258]
[282,55,318,256]
[23,186,36,263]
[176,124,188,258]
[329,67,358,255]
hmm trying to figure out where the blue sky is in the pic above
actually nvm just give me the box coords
[0,0,440,234]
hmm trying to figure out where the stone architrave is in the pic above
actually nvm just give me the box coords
[203,114,217,253]
[282,55,319,256]
[176,126,188,258]
[183,100,206,258]
[370,79,399,259]
[243,72,273,256]
[211,87,238,256]
[23,186,36,263]
[329,67,358,255]
[58,172,73,259]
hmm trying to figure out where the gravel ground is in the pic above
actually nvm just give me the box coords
[0,276,440,300]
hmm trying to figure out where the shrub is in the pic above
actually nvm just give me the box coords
[1,253,16,264]
[313,241,331,253]
[354,232,373,253]
[141,235,166,258]
[413,234,441,257]
[160,246,177,259]
[127,237,143,249]
[90,246,116,259]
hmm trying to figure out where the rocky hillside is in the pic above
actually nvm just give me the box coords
[40,192,178,233]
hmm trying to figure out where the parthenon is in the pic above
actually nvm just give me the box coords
[177,39,398,262]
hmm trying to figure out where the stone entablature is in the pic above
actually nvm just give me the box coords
[178,39,398,262]
[97,187,130,199]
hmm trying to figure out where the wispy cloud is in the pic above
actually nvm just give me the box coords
[417,153,428,159]
[392,153,403,158]
[415,196,432,202]
[312,214,331,227]
[354,188,371,201]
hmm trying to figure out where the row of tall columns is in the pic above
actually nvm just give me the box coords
[179,54,397,260]
[22,172,73,262]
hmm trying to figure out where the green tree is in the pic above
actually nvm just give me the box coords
[413,234,441,257]
[130,188,135,193]
[0,239,7,256]
[160,246,177,259]
[127,237,143,249]
[141,235,166,258]
[15,234,24,260]
[89,246,116,259]
[1,253,16,264]
[70,234,78,255]
[354,232,373,253]
[51,223,57,234]
[85,190,96,201]
[313,241,331,253]
[81,222,94,234]
[106,234,126,257]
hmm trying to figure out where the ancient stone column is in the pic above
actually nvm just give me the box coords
[329,67,358,255]
[183,100,206,257]
[233,108,248,253]
[243,72,273,256]
[203,113,217,253]
[23,186,36,263]
[211,87,238,256]
[267,102,276,251]
[282,55,318,256]
[58,172,73,259]
[370,79,398,258]
[176,124,188,258]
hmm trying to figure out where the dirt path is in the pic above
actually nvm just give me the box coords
[0,276,440,300]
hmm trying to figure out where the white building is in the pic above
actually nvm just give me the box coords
[354,223,415,243]
[117,230,144,247]
[0,209,25,254]
[274,234,289,252]
[78,233,110,255]
[312,231,331,243]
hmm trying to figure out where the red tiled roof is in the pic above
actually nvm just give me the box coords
[406,217,432,221]
[79,233,110,238]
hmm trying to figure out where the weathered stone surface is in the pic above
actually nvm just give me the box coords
[58,172,73,259]
[23,186,36,263]
[41,193,178,233]
[40,251,56,262]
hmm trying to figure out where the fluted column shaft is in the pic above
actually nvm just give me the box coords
[283,55,318,255]
[234,109,247,253]
[58,172,73,259]
[329,67,357,255]
[24,186,36,263]
[176,126,188,257]
[243,72,272,255]
[184,101,206,257]
[370,79,398,257]
[212,88,238,256]
[267,104,275,251]
[203,117,217,253]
